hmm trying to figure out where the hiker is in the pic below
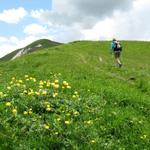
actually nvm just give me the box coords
[111,38,122,67]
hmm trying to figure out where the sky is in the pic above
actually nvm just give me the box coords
[0,0,150,57]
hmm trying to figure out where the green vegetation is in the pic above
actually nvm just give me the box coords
[0,41,150,149]
[0,39,61,61]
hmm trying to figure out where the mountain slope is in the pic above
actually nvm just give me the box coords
[0,39,61,61]
[0,41,150,149]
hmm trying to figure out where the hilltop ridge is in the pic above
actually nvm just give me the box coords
[0,39,61,61]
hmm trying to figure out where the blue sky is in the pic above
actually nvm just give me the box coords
[0,0,52,10]
[0,0,52,37]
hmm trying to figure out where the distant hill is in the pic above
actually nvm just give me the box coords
[0,39,61,61]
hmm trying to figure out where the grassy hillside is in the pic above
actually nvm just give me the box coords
[0,41,150,149]
[0,39,61,61]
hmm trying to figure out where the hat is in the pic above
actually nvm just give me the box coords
[112,38,117,41]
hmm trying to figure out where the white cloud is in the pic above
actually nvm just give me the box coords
[31,9,45,20]
[24,23,48,35]
[82,0,150,41]
[0,36,7,43]
[51,26,84,42]
[29,0,150,42]
[31,0,135,28]
[30,0,136,42]
[0,7,27,24]
[0,36,20,58]
[81,18,116,40]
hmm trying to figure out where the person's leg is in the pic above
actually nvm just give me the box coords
[115,52,122,67]
[117,58,122,67]
[117,52,122,67]
[117,58,121,65]
[114,53,118,66]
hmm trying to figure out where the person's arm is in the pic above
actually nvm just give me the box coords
[110,42,114,53]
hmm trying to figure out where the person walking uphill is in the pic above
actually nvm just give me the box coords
[111,38,122,67]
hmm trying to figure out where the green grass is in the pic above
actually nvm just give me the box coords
[0,41,150,149]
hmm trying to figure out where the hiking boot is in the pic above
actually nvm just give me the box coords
[119,63,122,68]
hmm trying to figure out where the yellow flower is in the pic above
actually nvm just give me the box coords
[46,82,51,87]
[54,132,58,135]
[63,81,68,86]
[50,82,54,86]
[74,111,79,116]
[12,108,17,114]
[64,120,71,125]
[35,91,40,96]
[18,80,23,83]
[74,91,79,97]
[39,85,43,88]
[10,81,13,84]
[57,118,61,121]
[141,134,147,139]
[25,75,29,78]
[16,83,21,87]
[7,86,11,90]
[54,80,59,84]
[76,95,79,98]
[29,88,33,92]
[86,120,93,125]
[23,90,28,94]
[23,111,28,115]
[0,92,3,96]
[54,92,58,96]
[3,94,7,97]
[67,85,71,89]
[43,124,50,129]
[39,80,44,86]
[74,91,78,95]
[29,111,32,114]
[28,91,34,95]
[5,102,11,107]
[53,84,59,89]
[90,140,96,143]
[53,93,58,98]
[42,90,47,95]
[26,108,33,114]
[46,104,50,107]
[29,108,32,111]
[12,77,16,80]
[72,95,76,98]
[39,89,42,92]
[29,77,33,80]
[33,78,37,82]
[46,107,51,111]
[143,134,147,139]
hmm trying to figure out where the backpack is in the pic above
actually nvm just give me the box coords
[114,41,122,51]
